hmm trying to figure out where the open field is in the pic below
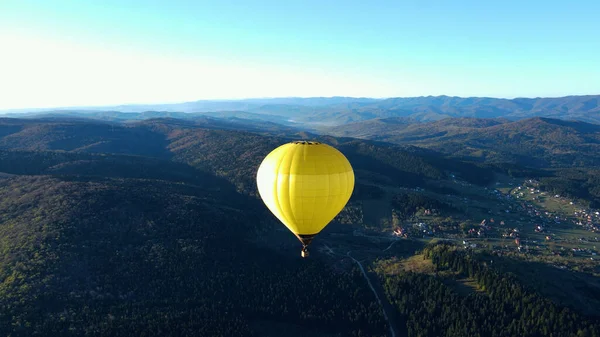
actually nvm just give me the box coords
[445,278,482,296]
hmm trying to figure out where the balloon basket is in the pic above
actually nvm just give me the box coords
[301,247,310,258]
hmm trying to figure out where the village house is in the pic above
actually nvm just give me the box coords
[393,227,405,237]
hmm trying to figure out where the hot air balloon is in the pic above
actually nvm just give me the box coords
[256,141,355,258]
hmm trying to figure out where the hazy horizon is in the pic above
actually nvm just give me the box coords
[1,0,599,110]
[2,93,600,113]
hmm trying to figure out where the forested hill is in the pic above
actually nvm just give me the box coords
[0,117,492,336]
[0,117,495,190]
[2,116,600,336]
[0,118,396,336]
[0,175,390,337]
[326,117,600,168]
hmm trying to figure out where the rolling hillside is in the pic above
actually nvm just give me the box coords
[326,117,600,168]
[1,116,600,336]
[0,119,393,337]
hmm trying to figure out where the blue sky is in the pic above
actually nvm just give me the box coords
[1,0,599,108]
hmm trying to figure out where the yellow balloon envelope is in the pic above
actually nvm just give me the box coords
[256,141,355,257]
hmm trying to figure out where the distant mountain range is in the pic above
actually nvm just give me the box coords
[2,94,599,126]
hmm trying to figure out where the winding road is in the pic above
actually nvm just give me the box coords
[347,251,398,337]
[324,243,403,337]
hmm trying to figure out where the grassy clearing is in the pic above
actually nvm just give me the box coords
[372,254,435,276]
[444,277,483,296]
[496,187,512,194]
[512,183,579,219]
[400,254,435,273]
